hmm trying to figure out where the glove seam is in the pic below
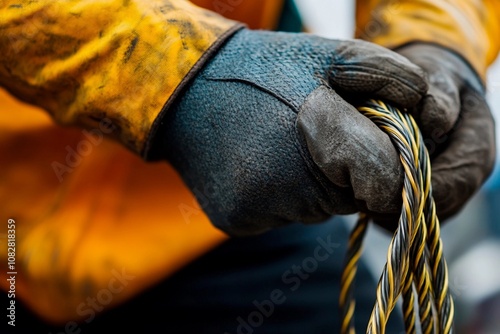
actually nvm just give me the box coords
[202,76,301,113]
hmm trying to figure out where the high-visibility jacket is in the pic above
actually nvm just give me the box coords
[0,0,499,324]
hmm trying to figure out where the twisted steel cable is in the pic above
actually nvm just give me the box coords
[340,212,369,334]
[339,100,454,334]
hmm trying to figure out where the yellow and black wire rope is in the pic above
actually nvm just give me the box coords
[340,100,454,334]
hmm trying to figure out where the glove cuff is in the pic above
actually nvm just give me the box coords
[143,25,245,160]
[393,41,486,91]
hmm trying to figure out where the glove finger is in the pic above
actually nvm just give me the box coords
[396,43,483,142]
[343,90,493,231]
[328,40,428,108]
[297,86,404,215]
[416,74,461,139]
[431,90,496,220]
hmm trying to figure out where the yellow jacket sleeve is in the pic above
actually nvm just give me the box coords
[356,0,500,81]
[0,0,242,156]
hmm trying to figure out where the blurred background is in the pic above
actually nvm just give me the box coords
[295,1,500,333]
[2,2,498,333]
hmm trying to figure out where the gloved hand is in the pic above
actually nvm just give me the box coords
[155,29,428,236]
[395,43,496,220]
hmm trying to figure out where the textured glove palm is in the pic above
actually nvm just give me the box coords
[159,29,428,236]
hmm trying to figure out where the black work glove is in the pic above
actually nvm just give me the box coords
[395,43,496,221]
[156,29,428,236]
